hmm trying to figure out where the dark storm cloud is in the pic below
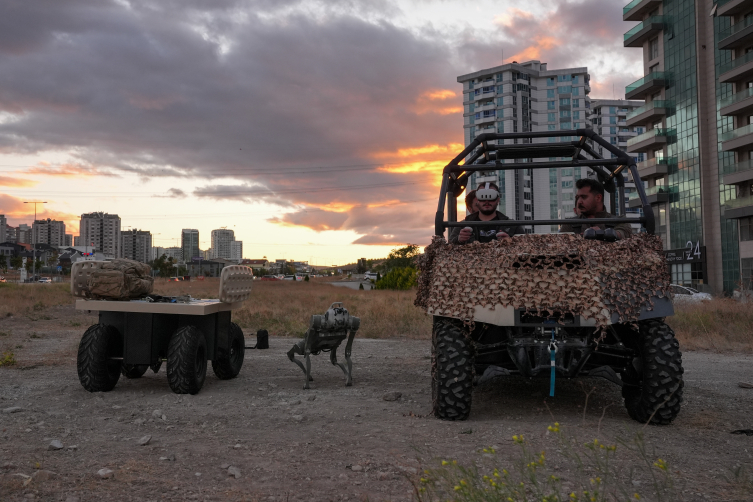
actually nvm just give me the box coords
[0,0,639,245]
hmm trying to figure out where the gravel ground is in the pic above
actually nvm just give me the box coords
[1,304,752,501]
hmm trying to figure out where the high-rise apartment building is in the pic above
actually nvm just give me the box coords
[121,229,152,263]
[17,224,30,244]
[32,218,66,247]
[230,241,243,262]
[4,224,17,243]
[621,0,753,293]
[458,61,592,230]
[79,212,121,258]
[64,234,72,247]
[181,229,200,262]
[210,229,235,259]
[0,215,6,243]
[589,99,645,219]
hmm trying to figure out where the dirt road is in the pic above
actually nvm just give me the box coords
[1,304,752,501]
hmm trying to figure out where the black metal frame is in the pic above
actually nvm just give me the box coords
[434,129,654,236]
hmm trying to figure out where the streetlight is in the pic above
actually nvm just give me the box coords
[24,201,47,282]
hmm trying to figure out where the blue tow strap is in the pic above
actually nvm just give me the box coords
[549,328,557,397]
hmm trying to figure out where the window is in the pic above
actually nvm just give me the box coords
[610,127,617,134]
[483,109,495,117]
[547,77,555,86]
[557,75,572,82]
[560,110,571,117]
[474,89,480,96]
[497,108,503,118]
[482,86,494,94]
[572,87,579,96]
[559,86,572,94]
[573,111,580,119]
[523,192,531,200]
[609,116,617,124]
[548,124,556,130]
[573,99,580,108]
[572,75,579,84]
[562,180,574,188]
[562,192,574,201]
[548,112,556,121]
[495,72,503,82]
[524,204,532,212]
[649,37,659,60]
[561,122,572,130]
[649,63,659,73]
[547,100,556,110]
[559,98,570,106]
[562,168,573,177]
[636,127,644,134]
[496,97,503,106]
[547,89,555,98]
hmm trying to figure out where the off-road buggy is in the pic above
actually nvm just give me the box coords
[415,129,683,425]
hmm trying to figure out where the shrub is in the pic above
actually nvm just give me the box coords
[375,267,417,290]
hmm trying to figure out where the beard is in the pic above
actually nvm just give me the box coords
[479,206,497,216]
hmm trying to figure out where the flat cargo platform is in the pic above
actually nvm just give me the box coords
[75,299,243,315]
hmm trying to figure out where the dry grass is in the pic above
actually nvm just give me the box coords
[667,297,753,353]
[154,278,432,339]
[0,282,73,318]
[3,279,753,350]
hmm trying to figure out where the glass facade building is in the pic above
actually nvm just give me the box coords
[622,0,753,294]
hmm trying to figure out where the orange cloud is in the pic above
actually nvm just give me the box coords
[0,176,36,187]
[413,88,462,115]
[0,194,80,234]
[22,163,116,178]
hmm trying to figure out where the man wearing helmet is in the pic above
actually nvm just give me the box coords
[449,182,524,244]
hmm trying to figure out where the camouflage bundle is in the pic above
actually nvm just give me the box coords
[84,259,154,300]
[415,233,670,331]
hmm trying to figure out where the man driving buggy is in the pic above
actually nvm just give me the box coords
[559,178,632,240]
[449,182,524,244]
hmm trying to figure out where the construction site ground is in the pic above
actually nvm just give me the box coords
[1,303,752,501]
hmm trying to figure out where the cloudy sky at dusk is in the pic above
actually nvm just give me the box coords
[0,0,642,265]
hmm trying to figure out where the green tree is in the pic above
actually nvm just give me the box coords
[9,256,22,270]
[151,254,177,278]
[384,244,420,271]
[374,267,417,290]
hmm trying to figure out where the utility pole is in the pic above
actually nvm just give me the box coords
[24,201,47,282]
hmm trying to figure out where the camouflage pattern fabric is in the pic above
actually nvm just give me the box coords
[85,258,154,300]
[415,233,670,332]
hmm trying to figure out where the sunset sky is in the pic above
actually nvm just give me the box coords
[0,0,642,266]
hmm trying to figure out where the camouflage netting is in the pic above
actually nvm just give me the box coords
[415,233,671,332]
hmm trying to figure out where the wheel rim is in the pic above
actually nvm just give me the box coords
[229,338,243,368]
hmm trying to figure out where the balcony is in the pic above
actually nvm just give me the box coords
[626,100,671,126]
[623,0,662,21]
[723,195,753,219]
[719,15,753,50]
[717,0,753,17]
[628,185,672,208]
[626,128,674,152]
[720,87,753,117]
[723,159,753,185]
[720,123,753,151]
[625,71,668,100]
[475,114,496,125]
[636,157,674,180]
[719,50,753,84]
[624,16,666,48]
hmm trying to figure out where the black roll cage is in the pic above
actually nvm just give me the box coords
[435,128,654,236]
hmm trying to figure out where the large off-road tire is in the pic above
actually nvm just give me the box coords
[121,363,149,379]
[77,324,122,392]
[166,326,208,395]
[212,322,245,379]
[622,319,684,425]
[432,320,473,421]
